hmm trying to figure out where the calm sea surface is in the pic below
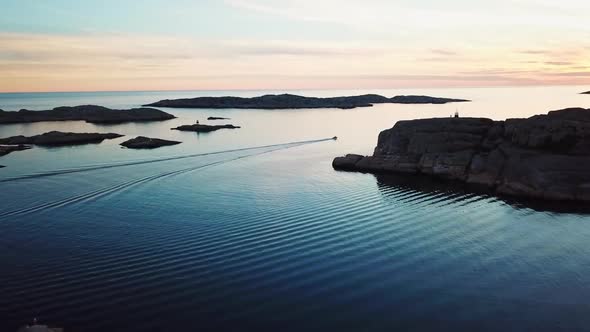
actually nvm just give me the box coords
[1,86,590,331]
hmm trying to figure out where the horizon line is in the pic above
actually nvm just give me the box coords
[1,82,589,95]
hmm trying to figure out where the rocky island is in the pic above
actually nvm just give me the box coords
[0,131,123,146]
[120,136,181,149]
[145,94,469,110]
[582,91,590,94]
[208,116,231,120]
[0,105,175,124]
[172,124,241,132]
[333,107,590,202]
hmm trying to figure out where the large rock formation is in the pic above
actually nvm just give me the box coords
[172,124,241,132]
[120,136,181,149]
[0,105,175,124]
[145,94,469,110]
[0,131,123,146]
[333,107,590,202]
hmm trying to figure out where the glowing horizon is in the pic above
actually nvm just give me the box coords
[1,0,589,93]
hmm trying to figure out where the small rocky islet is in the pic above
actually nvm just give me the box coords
[0,131,123,146]
[208,116,231,120]
[0,105,175,124]
[120,136,181,149]
[145,93,470,110]
[0,131,123,160]
[582,91,590,94]
[333,107,590,202]
[0,144,32,157]
[172,124,241,132]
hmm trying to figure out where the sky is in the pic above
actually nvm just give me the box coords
[0,0,589,92]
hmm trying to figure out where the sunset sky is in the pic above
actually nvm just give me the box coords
[1,0,589,92]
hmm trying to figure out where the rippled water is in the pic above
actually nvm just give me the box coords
[1,86,590,331]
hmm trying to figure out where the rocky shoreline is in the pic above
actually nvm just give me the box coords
[333,107,590,202]
[145,94,469,110]
[0,105,175,124]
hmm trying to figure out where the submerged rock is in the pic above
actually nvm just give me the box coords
[0,105,175,124]
[208,116,231,120]
[145,93,469,110]
[0,131,123,146]
[333,107,590,202]
[120,136,181,149]
[172,124,241,132]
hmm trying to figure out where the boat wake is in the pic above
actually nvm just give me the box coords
[0,138,335,183]
[0,138,334,219]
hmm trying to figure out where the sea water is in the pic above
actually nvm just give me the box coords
[1,86,589,331]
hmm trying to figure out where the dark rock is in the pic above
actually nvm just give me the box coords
[332,154,364,170]
[0,105,175,124]
[172,124,241,132]
[120,136,181,149]
[0,131,123,146]
[208,117,231,120]
[581,91,590,94]
[145,93,469,110]
[334,107,590,202]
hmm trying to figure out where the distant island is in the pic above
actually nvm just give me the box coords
[172,124,241,132]
[582,91,590,94]
[333,107,590,202]
[145,94,470,110]
[121,136,181,149]
[0,105,175,124]
[208,116,231,120]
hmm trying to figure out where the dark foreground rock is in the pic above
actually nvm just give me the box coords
[0,131,123,146]
[0,105,175,124]
[120,136,181,149]
[145,94,469,110]
[208,116,231,120]
[333,107,590,202]
[172,124,241,132]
